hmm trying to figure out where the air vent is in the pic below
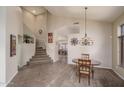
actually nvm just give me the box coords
[73,22,79,25]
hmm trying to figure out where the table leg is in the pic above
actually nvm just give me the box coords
[91,65,94,79]
[76,63,78,75]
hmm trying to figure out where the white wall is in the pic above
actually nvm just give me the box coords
[112,13,124,79]
[47,13,112,68]
[5,7,37,85]
[0,7,23,86]
[35,13,47,48]
[23,9,47,49]
[21,10,36,66]
[5,7,23,85]
[0,6,36,86]
[23,9,35,34]
[47,13,78,62]
[0,6,41,86]
[0,7,6,86]
[22,44,35,65]
[68,20,112,69]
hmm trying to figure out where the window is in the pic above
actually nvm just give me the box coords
[118,24,124,67]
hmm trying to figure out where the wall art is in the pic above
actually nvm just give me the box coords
[10,34,16,57]
[48,33,53,43]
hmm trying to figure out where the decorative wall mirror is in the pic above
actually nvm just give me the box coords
[70,38,78,46]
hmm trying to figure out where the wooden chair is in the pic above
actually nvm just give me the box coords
[81,54,90,60]
[81,54,94,78]
[78,59,91,85]
[75,54,90,75]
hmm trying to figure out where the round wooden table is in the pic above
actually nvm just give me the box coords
[72,58,101,78]
[72,59,101,66]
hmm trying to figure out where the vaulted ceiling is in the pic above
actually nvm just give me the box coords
[22,6,124,22]
[45,6,124,22]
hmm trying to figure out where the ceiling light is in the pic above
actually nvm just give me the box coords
[32,10,36,14]
[80,7,94,46]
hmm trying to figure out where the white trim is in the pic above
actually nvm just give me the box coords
[113,70,124,80]
[0,82,6,87]
[93,66,124,80]
[5,71,18,87]
[94,66,112,70]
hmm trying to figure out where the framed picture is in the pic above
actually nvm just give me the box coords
[23,34,34,44]
[10,34,16,57]
[48,33,53,43]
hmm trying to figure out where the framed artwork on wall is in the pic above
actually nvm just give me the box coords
[23,34,34,44]
[10,34,16,57]
[48,33,53,43]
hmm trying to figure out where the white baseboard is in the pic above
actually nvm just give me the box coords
[5,71,18,87]
[96,66,124,80]
[113,70,124,80]
[94,66,112,70]
[0,82,6,87]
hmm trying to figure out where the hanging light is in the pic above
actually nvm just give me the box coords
[80,7,94,46]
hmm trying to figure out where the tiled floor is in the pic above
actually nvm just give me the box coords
[7,56,124,87]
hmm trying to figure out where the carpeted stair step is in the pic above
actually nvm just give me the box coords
[28,47,53,65]
[30,57,51,61]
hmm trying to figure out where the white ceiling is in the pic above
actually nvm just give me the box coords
[44,6,124,22]
[57,25,80,37]
[22,6,124,22]
[22,6,124,38]
[22,6,46,15]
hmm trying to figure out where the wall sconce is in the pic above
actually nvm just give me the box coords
[39,29,43,35]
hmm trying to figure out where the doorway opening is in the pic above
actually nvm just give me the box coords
[58,41,68,63]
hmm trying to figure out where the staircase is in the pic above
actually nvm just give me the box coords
[28,47,53,65]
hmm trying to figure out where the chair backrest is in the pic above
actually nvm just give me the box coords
[78,59,91,73]
[81,54,90,60]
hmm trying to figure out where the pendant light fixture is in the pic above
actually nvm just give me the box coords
[80,7,94,46]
